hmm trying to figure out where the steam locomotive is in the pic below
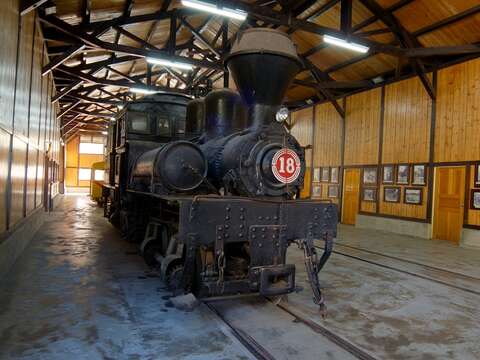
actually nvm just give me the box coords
[103,28,337,307]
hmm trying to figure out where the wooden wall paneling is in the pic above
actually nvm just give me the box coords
[313,103,342,167]
[66,136,79,168]
[13,12,35,139]
[426,71,437,222]
[65,167,78,187]
[26,146,37,213]
[0,0,19,131]
[36,151,44,207]
[28,24,43,146]
[10,137,27,226]
[382,77,432,164]
[378,183,428,219]
[344,88,382,166]
[291,107,314,198]
[435,58,480,162]
[79,154,105,168]
[0,129,11,232]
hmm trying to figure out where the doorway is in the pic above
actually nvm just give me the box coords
[432,166,466,244]
[342,168,361,225]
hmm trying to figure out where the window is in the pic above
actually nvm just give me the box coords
[129,112,150,133]
[157,117,171,136]
[79,168,91,180]
[79,142,104,154]
[94,169,104,181]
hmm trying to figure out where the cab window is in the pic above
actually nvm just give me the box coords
[157,117,171,136]
[128,112,150,134]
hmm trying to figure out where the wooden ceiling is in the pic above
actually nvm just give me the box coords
[29,0,480,137]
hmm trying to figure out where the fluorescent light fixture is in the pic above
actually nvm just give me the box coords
[129,87,157,95]
[101,131,108,135]
[323,35,369,53]
[146,57,193,71]
[181,0,247,21]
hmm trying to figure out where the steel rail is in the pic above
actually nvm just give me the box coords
[321,246,480,296]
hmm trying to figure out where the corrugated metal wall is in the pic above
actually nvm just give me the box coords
[0,1,61,237]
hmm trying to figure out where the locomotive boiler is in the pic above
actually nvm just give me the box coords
[104,28,337,308]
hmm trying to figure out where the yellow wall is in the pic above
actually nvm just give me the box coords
[65,134,104,187]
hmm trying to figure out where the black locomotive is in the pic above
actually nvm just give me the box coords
[103,28,337,308]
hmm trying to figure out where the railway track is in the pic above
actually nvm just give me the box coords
[205,297,377,360]
[321,243,480,296]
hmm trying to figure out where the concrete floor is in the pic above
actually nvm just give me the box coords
[0,196,252,360]
[1,195,479,359]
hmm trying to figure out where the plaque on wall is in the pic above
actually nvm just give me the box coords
[330,167,339,183]
[412,165,427,186]
[328,185,338,198]
[321,167,330,182]
[363,167,377,185]
[404,187,423,205]
[397,165,410,185]
[384,187,401,203]
[362,187,377,202]
[382,165,394,184]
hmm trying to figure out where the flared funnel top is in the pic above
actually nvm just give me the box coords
[224,28,303,108]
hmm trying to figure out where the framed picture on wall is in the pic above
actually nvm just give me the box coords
[475,163,480,187]
[312,184,322,198]
[362,187,377,202]
[397,165,410,184]
[313,168,320,182]
[404,187,423,205]
[330,167,339,183]
[384,187,401,203]
[327,185,338,198]
[471,190,480,210]
[363,167,377,185]
[382,165,395,184]
[412,164,427,186]
[321,167,330,182]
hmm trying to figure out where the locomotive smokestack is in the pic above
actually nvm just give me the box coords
[224,28,303,128]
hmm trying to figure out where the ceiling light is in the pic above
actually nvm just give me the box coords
[129,87,157,95]
[146,57,193,71]
[117,104,124,110]
[101,131,108,135]
[181,0,247,21]
[323,35,369,53]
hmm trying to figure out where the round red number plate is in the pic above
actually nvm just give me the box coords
[271,148,301,184]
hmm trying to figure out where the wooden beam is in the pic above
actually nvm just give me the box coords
[39,14,223,70]
[303,58,345,117]
[294,79,373,89]
[221,0,405,57]
[405,44,480,57]
[20,0,48,16]
[180,17,221,58]
[359,0,435,99]
[413,5,480,38]
[42,45,86,76]
[57,100,81,119]
[81,0,92,25]
[340,0,352,33]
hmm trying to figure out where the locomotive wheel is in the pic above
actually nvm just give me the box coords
[120,211,144,243]
[166,265,184,295]
[142,241,163,268]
